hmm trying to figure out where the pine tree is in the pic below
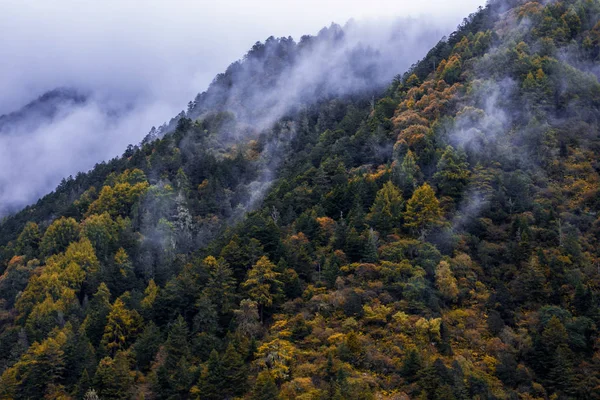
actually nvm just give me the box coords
[362,228,379,263]
[401,349,422,382]
[156,315,194,398]
[202,256,236,315]
[251,370,279,400]
[93,352,133,400]
[433,145,470,200]
[15,222,41,260]
[133,322,161,372]
[323,252,342,288]
[394,150,422,196]
[222,343,249,397]
[83,283,111,346]
[195,349,224,400]
[367,181,404,235]
[548,344,576,396]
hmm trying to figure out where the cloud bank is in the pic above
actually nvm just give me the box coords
[0,0,485,216]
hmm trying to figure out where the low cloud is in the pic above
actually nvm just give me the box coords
[0,0,485,216]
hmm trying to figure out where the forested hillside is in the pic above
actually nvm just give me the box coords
[1,0,600,399]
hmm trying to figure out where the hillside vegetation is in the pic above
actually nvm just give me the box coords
[1,0,600,399]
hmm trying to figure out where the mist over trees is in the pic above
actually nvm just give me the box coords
[1,0,600,399]
[0,16,448,219]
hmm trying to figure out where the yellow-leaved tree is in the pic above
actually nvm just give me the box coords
[242,255,281,322]
[404,183,443,239]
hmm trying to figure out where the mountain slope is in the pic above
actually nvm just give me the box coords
[0,88,88,134]
[1,0,600,399]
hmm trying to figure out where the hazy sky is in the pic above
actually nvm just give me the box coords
[0,0,485,215]
[0,0,485,115]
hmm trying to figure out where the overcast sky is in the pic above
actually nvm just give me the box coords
[0,0,485,215]
[0,0,485,115]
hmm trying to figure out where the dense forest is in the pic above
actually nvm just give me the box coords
[1,0,600,398]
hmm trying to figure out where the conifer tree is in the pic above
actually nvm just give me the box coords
[433,145,470,200]
[83,283,111,346]
[194,349,224,400]
[222,343,249,397]
[367,181,404,235]
[202,256,236,315]
[157,315,194,398]
[394,150,422,196]
[93,352,133,400]
[15,222,41,260]
[243,256,281,322]
[251,370,279,400]
[101,295,142,356]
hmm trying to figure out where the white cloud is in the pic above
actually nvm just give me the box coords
[0,0,486,214]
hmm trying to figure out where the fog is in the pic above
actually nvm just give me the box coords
[0,0,485,215]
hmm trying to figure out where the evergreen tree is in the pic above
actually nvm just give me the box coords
[401,349,422,383]
[83,283,112,346]
[323,251,342,288]
[222,343,249,397]
[194,349,224,400]
[202,256,236,315]
[433,145,470,200]
[133,322,162,372]
[15,222,41,260]
[393,150,422,196]
[362,228,379,263]
[366,181,404,235]
[251,370,279,400]
[156,315,194,398]
[93,352,133,400]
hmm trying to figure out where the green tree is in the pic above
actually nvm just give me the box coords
[81,212,121,260]
[15,222,41,260]
[548,344,576,396]
[401,349,422,382]
[394,150,422,196]
[251,370,279,400]
[193,349,224,400]
[133,322,161,372]
[323,251,343,288]
[366,181,404,235]
[156,315,194,398]
[362,228,379,263]
[0,334,66,399]
[222,343,248,397]
[93,351,133,400]
[202,256,236,315]
[433,145,470,200]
